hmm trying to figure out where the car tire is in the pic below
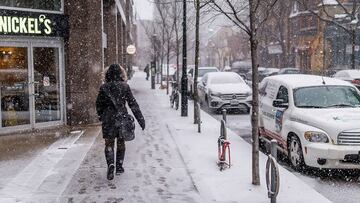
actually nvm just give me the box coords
[288,135,306,171]
[243,106,251,114]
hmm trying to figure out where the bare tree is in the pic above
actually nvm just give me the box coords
[193,0,212,124]
[209,0,278,185]
[258,0,292,68]
[297,0,360,69]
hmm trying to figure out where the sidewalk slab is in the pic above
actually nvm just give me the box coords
[0,127,99,203]
[59,76,203,203]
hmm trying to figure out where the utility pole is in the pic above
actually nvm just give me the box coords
[181,0,188,117]
[151,34,157,89]
[194,0,200,124]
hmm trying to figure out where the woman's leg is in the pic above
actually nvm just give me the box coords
[116,138,126,174]
[105,138,115,180]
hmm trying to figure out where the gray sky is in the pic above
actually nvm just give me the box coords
[135,0,153,20]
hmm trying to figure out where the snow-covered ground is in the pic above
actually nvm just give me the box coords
[0,72,331,202]
[142,72,330,203]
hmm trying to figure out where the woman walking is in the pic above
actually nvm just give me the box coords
[96,64,145,180]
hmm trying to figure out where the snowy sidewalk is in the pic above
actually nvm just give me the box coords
[139,72,331,203]
[56,74,204,202]
[0,72,332,203]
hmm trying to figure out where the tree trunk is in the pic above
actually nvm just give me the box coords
[161,26,165,85]
[181,0,188,117]
[194,0,200,124]
[167,37,170,95]
[249,0,260,186]
[174,2,180,87]
[352,28,356,70]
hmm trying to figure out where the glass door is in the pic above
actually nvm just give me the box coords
[0,44,31,128]
[32,45,62,124]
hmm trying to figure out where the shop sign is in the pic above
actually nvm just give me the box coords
[268,44,283,54]
[126,45,136,55]
[0,10,68,37]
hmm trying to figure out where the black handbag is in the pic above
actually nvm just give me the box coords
[114,113,135,141]
[105,86,136,141]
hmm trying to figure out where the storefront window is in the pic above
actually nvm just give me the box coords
[0,0,62,11]
[33,47,61,123]
[0,46,30,127]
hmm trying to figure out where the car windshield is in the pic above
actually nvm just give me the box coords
[210,74,243,84]
[199,69,217,77]
[294,86,360,108]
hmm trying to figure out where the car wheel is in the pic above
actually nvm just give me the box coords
[288,135,306,171]
[241,106,251,114]
[246,106,251,114]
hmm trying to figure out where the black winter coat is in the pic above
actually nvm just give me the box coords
[96,81,145,139]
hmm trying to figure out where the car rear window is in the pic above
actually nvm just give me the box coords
[199,69,218,77]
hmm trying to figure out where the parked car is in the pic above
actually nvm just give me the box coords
[198,72,251,113]
[188,66,219,96]
[259,74,360,170]
[161,64,177,81]
[278,67,301,75]
[231,60,252,74]
[246,67,280,84]
[333,69,360,90]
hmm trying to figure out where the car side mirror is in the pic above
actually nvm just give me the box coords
[273,99,288,108]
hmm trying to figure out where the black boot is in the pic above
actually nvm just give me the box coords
[107,164,115,180]
[105,139,115,180]
[116,165,124,175]
[116,138,125,175]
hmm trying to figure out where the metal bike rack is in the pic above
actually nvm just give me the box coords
[222,109,227,123]
[217,109,231,171]
[266,140,280,203]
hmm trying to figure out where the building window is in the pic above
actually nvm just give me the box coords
[0,0,62,12]
[0,46,30,127]
[0,41,63,130]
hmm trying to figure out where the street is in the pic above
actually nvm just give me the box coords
[203,106,360,203]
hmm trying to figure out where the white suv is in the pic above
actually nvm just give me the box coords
[188,66,219,96]
[259,74,360,170]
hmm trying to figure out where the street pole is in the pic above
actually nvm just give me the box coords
[271,140,278,203]
[152,34,157,89]
[181,0,188,117]
[151,61,156,89]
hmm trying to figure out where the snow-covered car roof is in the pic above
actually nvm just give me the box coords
[267,74,353,89]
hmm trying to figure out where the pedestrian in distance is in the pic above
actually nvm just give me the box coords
[144,64,150,80]
[96,64,145,180]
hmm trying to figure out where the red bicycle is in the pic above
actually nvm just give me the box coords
[217,120,231,171]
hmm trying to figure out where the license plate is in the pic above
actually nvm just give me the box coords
[230,100,239,105]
